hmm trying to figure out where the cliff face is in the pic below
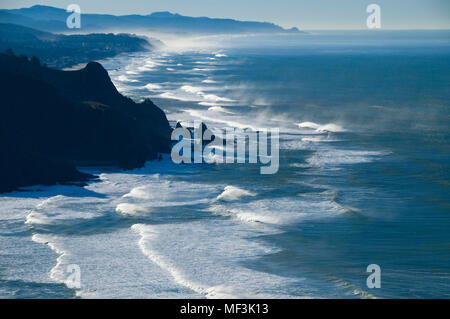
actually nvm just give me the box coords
[0,52,171,193]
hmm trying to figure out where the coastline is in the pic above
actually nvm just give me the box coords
[0,12,449,299]
[0,22,156,69]
[0,51,172,194]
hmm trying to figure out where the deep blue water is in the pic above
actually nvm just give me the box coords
[0,31,449,298]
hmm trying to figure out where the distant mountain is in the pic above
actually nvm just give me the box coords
[0,23,158,69]
[0,51,171,193]
[0,5,301,34]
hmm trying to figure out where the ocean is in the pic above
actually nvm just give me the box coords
[1,30,449,298]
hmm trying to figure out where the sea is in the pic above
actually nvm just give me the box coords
[0,30,449,298]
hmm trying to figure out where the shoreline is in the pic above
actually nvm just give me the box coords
[0,51,172,194]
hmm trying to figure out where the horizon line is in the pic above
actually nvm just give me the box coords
[2,4,449,31]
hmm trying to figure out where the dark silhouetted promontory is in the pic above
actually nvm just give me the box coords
[0,51,171,193]
[0,23,159,69]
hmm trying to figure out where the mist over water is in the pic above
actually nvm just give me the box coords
[1,31,449,298]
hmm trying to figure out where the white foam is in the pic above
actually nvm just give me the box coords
[185,109,257,130]
[296,122,320,130]
[308,149,386,167]
[181,85,203,94]
[138,65,153,72]
[25,211,55,225]
[16,170,206,298]
[0,188,79,287]
[25,195,104,225]
[289,163,311,168]
[143,58,160,69]
[31,233,69,284]
[132,221,302,298]
[202,79,217,84]
[192,67,214,71]
[32,228,196,298]
[301,136,338,142]
[296,122,346,133]
[121,181,215,206]
[217,186,256,201]
[316,123,346,133]
[144,83,162,91]
[210,196,344,225]
[159,91,188,101]
[132,224,208,296]
[159,85,234,104]
[180,85,234,102]
[114,176,217,218]
[115,203,151,216]
[202,94,234,103]
[117,75,138,83]
[208,106,234,114]
[280,134,339,150]
[123,184,155,200]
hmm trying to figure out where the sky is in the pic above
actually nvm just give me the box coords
[1,0,449,30]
